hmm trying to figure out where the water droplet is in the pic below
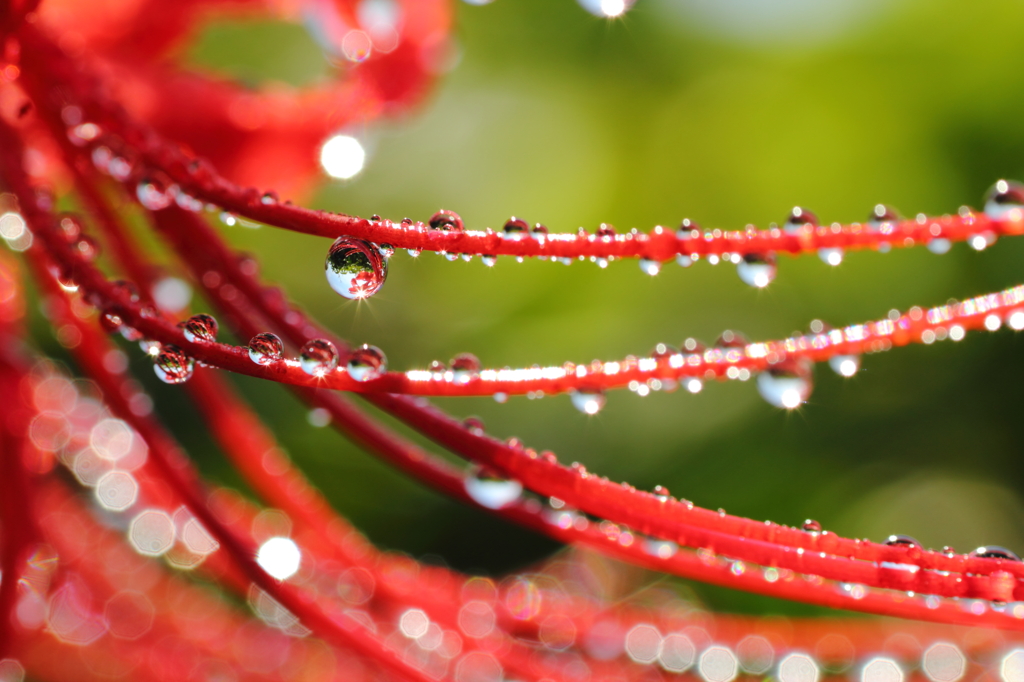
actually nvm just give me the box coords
[927,238,951,254]
[136,175,177,211]
[180,313,218,343]
[248,333,284,366]
[99,312,123,334]
[818,248,844,266]
[757,365,812,409]
[463,416,485,434]
[220,212,237,226]
[139,339,162,356]
[346,344,386,382]
[970,546,1022,561]
[300,339,339,377]
[464,465,522,510]
[57,213,82,241]
[869,204,901,226]
[682,337,706,352]
[828,355,860,377]
[428,209,464,232]
[503,216,529,241]
[639,259,661,276]
[175,192,204,212]
[715,330,747,348]
[451,353,481,385]
[885,534,920,548]
[73,235,99,262]
[531,223,548,239]
[428,360,447,379]
[153,345,194,384]
[652,485,671,499]
[481,255,497,267]
[596,223,616,238]
[984,180,1024,221]
[784,207,818,233]
[676,254,693,268]
[325,237,387,299]
[260,191,278,205]
[378,243,394,259]
[802,519,822,532]
[407,248,421,257]
[684,377,703,393]
[968,231,997,251]
[570,390,606,415]
[736,253,777,288]
[578,0,635,17]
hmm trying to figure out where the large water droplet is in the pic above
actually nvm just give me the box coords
[970,546,1021,561]
[757,366,812,409]
[325,237,387,300]
[639,259,661,276]
[181,313,218,343]
[136,175,177,211]
[429,210,464,232]
[153,345,194,384]
[346,344,386,382]
[464,465,522,510]
[885,534,920,548]
[784,207,818,233]
[503,216,529,241]
[736,253,777,288]
[818,247,844,266]
[300,339,339,377]
[451,353,482,385]
[248,332,284,366]
[828,354,860,377]
[570,390,606,415]
[984,180,1024,221]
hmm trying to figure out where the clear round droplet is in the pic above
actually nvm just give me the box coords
[715,331,746,349]
[818,247,844,266]
[869,204,901,227]
[784,206,818,233]
[570,389,606,415]
[531,223,548,240]
[248,332,284,366]
[927,238,952,254]
[325,236,387,300]
[802,519,822,532]
[885,534,920,548]
[503,216,529,241]
[828,354,860,377]
[984,180,1024,221]
[481,255,497,267]
[181,313,218,343]
[757,366,812,409]
[153,345,195,384]
[428,209,464,232]
[639,259,661,276]
[451,353,482,385]
[346,344,386,382]
[736,253,777,288]
[464,465,522,510]
[136,175,177,211]
[970,546,1022,561]
[300,339,339,377]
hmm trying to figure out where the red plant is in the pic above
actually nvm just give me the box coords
[3,1,1024,681]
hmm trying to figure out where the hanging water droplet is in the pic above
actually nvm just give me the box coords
[153,345,194,384]
[136,174,177,211]
[428,209,464,232]
[139,339,162,356]
[503,216,529,241]
[757,365,812,409]
[927,238,951,254]
[481,255,497,267]
[407,249,421,258]
[346,344,386,382]
[378,243,395,259]
[443,252,459,262]
[639,259,661,276]
[451,353,481,385]
[885,534,920,548]
[180,313,218,343]
[802,519,822,533]
[175,192,204,212]
[248,332,284,366]
[676,254,693,268]
[220,212,237,227]
[464,465,522,510]
[325,237,387,300]
[736,253,777,288]
[818,247,844,266]
[570,390,606,415]
[828,355,860,377]
[684,377,703,394]
[970,546,1022,561]
[968,231,997,251]
[300,339,339,377]
[984,180,1024,221]
[784,207,818,233]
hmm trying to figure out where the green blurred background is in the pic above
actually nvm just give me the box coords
[148,0,1024,616]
